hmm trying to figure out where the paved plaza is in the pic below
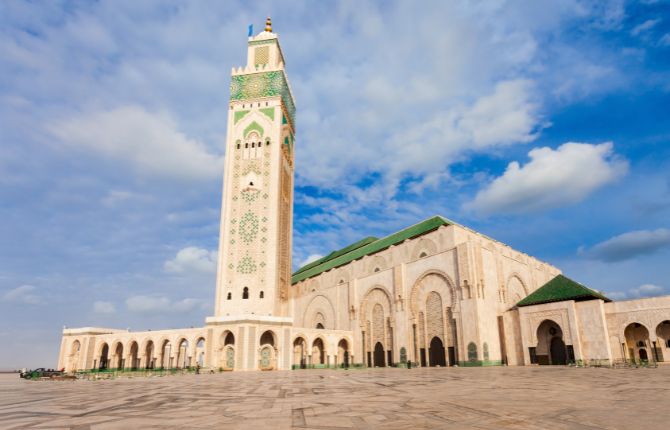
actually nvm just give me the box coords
[1,366,668,429]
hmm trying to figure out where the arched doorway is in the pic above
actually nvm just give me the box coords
[624,322,650,363]
[144,341,155,369]
[159,340,172,369]
[259,330,276,370]
[428,337,446,367]
[655,321,670,362]
[536,320,567,365]
[338,339,349,368]
[220,331,235,370]
[114,343,124,370]
[312,338,325,365]
[195,338,206,367]
[176,339,189,369]
[99,343,109,370]
[373,342,385,367]
[128,341,139,370]
[293,337,307,369]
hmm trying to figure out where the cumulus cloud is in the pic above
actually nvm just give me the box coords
[2,285,41,305]
[466,142,628,215]
[607,284,666,300]
[164,247,217,274]
[93,300,116,314]
[126,295,205,314]
[49,106,224,182]
[581,228,670,262]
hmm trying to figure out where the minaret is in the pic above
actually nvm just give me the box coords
[212,18,296,319]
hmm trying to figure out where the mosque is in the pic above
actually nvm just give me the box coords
[58,19,670,372]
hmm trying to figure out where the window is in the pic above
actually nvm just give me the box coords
[236,143,240,149]
[667,339,670,348]
[227,292,231,300]
[251,142,255,148]
[245,143,249,148]
[266,140,270,146]
[259,291,264,299]
[374,267,380,273]
[242,287,249,299]
[419,252,427,258]
[637,340,645,348]
[316,323,324,329]
[529,347,538,364]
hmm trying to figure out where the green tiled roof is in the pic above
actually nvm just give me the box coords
[516,274,610,307]
[292,237,378,277]
[291,216,452,284]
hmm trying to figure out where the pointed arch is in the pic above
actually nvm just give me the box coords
[410,271,457,319]
[302,294,336,330]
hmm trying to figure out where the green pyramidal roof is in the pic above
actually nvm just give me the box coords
[291,216,452,284]
[516,274,610,307]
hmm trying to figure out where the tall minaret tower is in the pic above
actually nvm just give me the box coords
[212,18,295,319]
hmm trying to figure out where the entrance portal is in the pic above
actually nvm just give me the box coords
[536,319,567,365]
[429,337,446,366]
[373,342,385,367]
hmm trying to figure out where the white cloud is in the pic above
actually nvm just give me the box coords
[581,228,670,262]
[49,106,224,182]
[660,33,670,46]
[607,283,666,300]
[126,295,205,314]
[2,285,41,305]
[466,142,628,215]
[164,247,217,274]
[631,19,661,36]
[93,300,116,314]
[298,254,323,268]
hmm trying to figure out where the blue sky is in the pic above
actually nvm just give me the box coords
[1,0,669,369]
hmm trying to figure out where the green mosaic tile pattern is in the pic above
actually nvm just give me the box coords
[237,255,257,274]
[260,107,275,120]
[234,110,250,124]
[230,71,295,127]
[241,189,260,203]
[243,121,264,138]
[239,211,259,243]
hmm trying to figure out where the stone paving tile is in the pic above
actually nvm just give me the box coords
[2,366,670,429]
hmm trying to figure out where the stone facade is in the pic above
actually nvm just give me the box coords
[57,21,670,372]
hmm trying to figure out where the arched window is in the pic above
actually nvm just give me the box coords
[259,291,264,299]
[316,323,324,329]
[245,142,249,148]
[374,267,380,273]
[227,292,231,300]
[243,287,249,299]
[236,143,240,149]
[419,252,427,258]
[637,340,645,348]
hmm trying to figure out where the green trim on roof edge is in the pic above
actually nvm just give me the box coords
[291,216,452,284]
[293,237,378,277]
[516,274,610,307]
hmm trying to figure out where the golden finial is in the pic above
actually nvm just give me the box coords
[265,17,272,32]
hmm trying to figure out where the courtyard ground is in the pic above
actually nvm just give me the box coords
[1,366,668,429]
